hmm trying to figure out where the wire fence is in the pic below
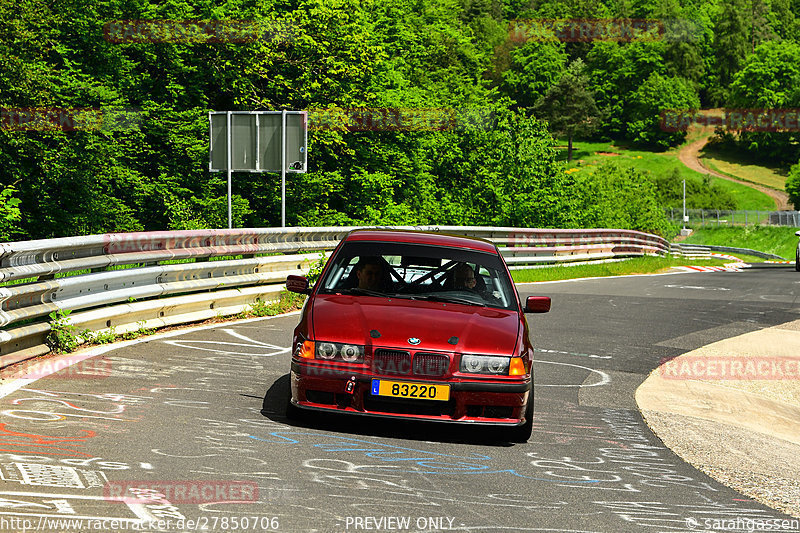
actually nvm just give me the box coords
[666,209,800,227]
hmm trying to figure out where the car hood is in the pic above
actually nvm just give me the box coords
[310,294,520,355]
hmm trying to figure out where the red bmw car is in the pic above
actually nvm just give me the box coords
[285,229,550,442]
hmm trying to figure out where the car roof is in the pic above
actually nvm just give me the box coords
[344,229,498,254]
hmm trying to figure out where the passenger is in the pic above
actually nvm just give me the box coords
[452,263,477,290]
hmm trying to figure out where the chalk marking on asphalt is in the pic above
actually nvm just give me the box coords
[161,339,289,356]
[664,284,731,291]
[220,328,275,345]
[533,360,611,388]
[0,311,300,400]
[536,348,611,360]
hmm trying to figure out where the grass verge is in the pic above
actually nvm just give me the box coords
[700,145,788,191]
[558,140,775,211]
[511,255,739,283]
[679,226,799,260]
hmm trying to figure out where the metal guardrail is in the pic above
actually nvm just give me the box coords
[670,243,712,259]
[1,226,670,369]
[670,243,788,261]
[702,245,786,261]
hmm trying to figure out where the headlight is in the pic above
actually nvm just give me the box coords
[340,344,362,362]
[318,342,337,359]
[314,341,365,363]
[460,354,511,375]
[464,357,484,373]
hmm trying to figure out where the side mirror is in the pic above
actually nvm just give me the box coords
[795,230,800,237]
[524,296,551,313]
[286,275,310,294]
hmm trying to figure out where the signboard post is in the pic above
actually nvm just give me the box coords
[209,110,307,228]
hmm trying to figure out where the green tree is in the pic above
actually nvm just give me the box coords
[627,72,700,149]
[0,183,22,240]
[533,59,601,161]
[429,109,582,228]
[769,0,800,41]
[572,161,674,237]
[728,41,800,163]
[650,169,736,210]
[711,0,749,105]
[651,0,706,88]
[585,41,665,137]
[730,41,800,107]
[786,161,800,210]
[747,0,773,53]
[501,41,568,108]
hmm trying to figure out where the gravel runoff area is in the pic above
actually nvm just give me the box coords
[636,320,800,518]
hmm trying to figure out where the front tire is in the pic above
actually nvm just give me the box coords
[795,248,799,272]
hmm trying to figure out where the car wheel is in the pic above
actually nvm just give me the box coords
[796,248,800,272]
[506,384,534,443]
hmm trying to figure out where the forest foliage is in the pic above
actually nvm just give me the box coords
[1,0,799,240]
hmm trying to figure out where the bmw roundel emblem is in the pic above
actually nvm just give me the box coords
[408,337,421,345]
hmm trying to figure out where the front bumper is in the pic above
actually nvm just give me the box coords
[290,360,531,425]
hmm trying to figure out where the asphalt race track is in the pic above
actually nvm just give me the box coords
[1,265,799,533]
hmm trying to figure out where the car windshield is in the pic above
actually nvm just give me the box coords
[317,240,518,310]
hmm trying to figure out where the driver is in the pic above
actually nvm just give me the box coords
[355,256,387,291]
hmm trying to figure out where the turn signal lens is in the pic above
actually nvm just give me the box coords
[508,357,526,376]
[296,340,315,359]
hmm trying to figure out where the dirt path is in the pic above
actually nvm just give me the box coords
[677,133,790,210]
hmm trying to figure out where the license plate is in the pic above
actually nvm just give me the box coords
[371,379,450,401]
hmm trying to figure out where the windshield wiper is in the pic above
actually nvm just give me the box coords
[411,294,483,306]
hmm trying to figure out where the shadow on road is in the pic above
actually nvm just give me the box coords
[259,373,514,447]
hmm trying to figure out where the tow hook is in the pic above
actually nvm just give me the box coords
[345,376,356,394]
